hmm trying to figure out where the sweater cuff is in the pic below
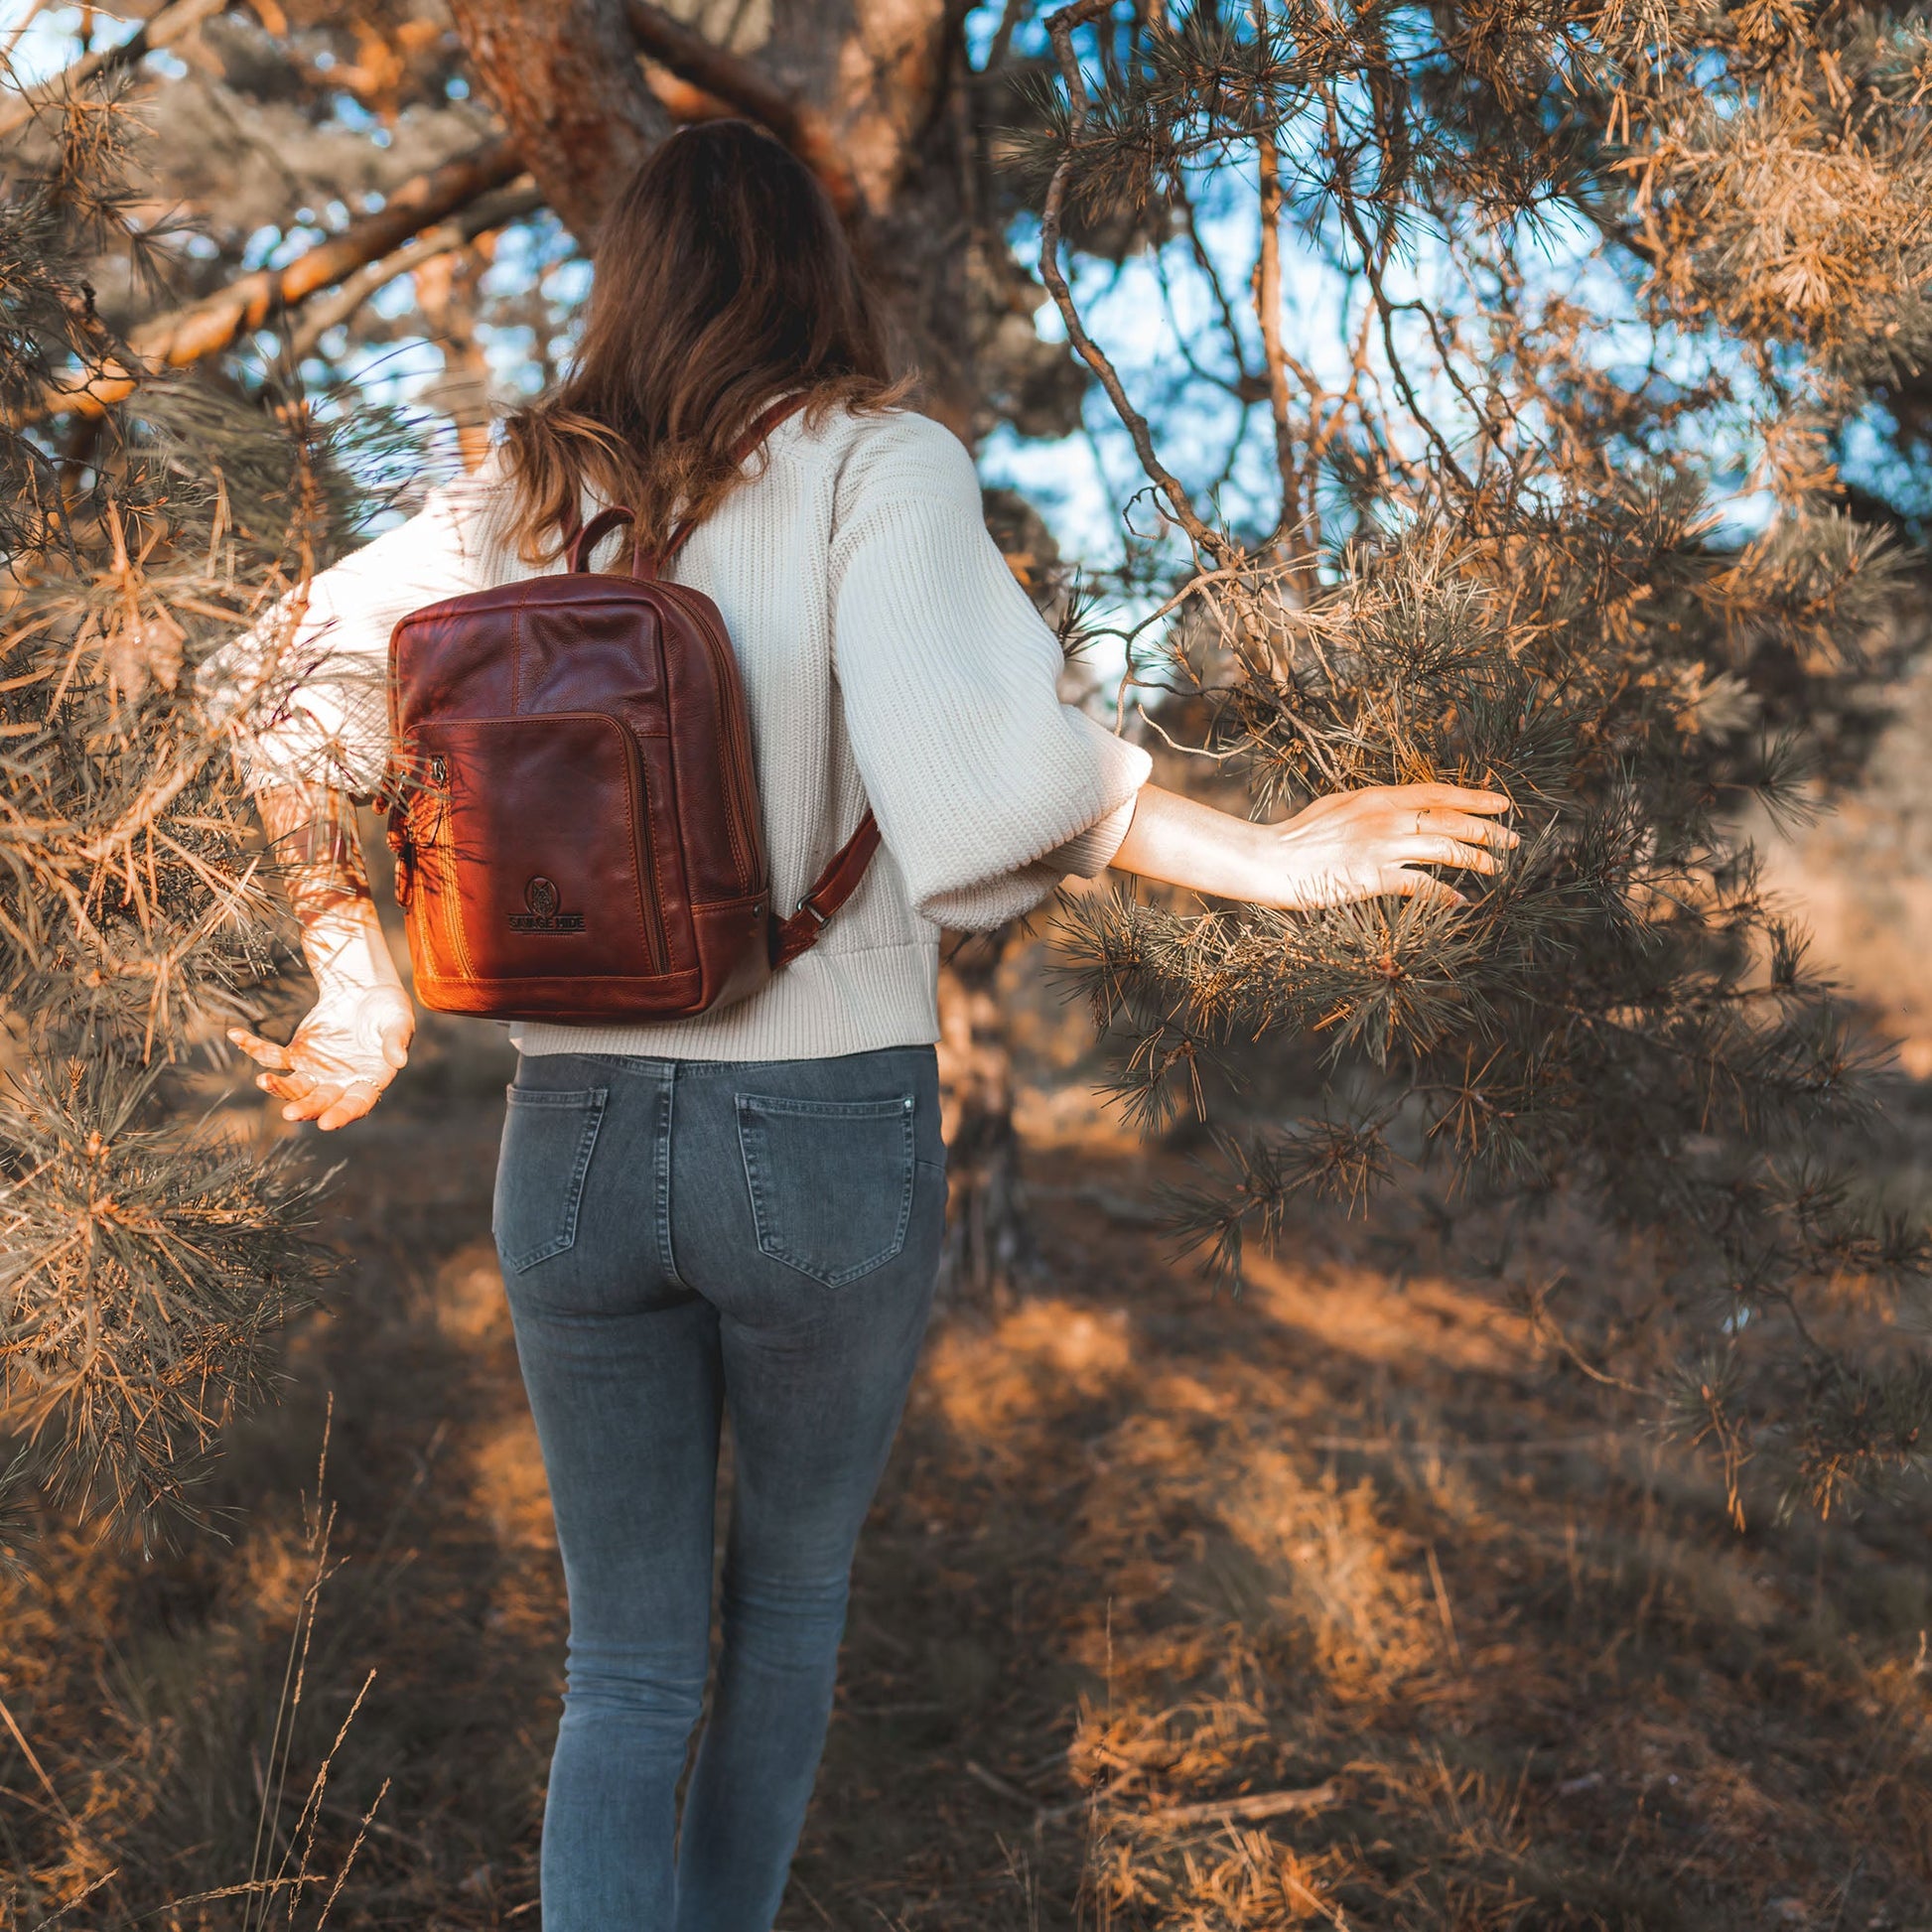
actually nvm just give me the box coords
[1040,791,1141,879]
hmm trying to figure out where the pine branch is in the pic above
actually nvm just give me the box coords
[285,180,544,364]
[30,136,525,421]
[623,0,862,216]
[20,14,869,425]
[0,0,227,143]
[1040,0,1236,568]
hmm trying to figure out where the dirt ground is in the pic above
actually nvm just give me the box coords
[3,992,1931,1930]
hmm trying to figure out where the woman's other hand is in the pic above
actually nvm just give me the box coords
[238,784,416,1130]
[1106,780,1518,911]
[229,903,415,1131]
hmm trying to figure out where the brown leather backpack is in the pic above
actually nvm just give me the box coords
[378,399,878,1024]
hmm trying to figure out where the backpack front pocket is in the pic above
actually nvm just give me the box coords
[410,712,667,987]
[735,1092,917,1287]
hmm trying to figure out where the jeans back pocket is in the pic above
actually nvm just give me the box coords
[735,1091,916,1288]
[494,1085,608,1274]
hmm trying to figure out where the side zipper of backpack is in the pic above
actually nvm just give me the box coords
[653,584,759,896]
[417,753,476,984]
[612,716,670,976]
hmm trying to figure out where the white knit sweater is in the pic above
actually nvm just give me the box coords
[205,406,1151,1062]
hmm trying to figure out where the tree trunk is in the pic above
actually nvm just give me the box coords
[755,0,975,423]
[753,4,1023,1303]
[444,0,668,239]
[934,938,1033,1306]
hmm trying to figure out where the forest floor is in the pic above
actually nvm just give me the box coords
[4,978,1932,1932]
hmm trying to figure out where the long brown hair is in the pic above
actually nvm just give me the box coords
[500,120,901,564]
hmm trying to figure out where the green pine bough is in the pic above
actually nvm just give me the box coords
[1032,0,1932,1523]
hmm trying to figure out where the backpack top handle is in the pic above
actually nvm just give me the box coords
[566,504,640,576]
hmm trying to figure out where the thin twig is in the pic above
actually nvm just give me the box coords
[1249,5,1304,567]
[1425,1542,1465,1669]
[1131,1781,1339,1828]
[1039,1,1235,567]
[0,1688,74,1830]
[0,0,225,142]
[0,0,55,68]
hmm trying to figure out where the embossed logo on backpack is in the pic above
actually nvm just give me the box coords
[508,875,585,934]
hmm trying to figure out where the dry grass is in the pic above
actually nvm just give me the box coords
[2,1001,1930,1928]
[796,1116,1932,1931]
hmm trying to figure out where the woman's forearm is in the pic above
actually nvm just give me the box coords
[253,783,403,985]
[234,784,415,1131]
[1106,783,1276,900]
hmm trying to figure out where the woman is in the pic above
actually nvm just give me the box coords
[215,121,1512,1931]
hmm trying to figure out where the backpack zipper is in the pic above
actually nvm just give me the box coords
[617,720,670,976]
[418,756,474,983]
[651,582,761,896]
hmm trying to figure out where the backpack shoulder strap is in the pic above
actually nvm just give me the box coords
[770,811,881,967]
[651,392,811,575]
[559,392,812,579]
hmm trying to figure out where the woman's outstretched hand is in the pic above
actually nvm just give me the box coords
[1106,780,1518,911]
[229,904,415,1131]
[1262,781,1518,909]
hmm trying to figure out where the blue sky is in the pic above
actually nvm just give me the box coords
[8,1,1921,575]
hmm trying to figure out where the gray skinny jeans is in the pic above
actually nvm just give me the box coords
[492,1044,945,1930]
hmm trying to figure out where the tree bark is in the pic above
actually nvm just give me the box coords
[934,939,1033,1307]
[759,0,976,426]
[444,0,669,240]
[625,0,861,215]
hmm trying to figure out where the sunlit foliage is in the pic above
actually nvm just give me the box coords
[1033,0,1932,1519]
[0,91,383,1546]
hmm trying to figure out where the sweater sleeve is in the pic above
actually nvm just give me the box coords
[197,459,516,797]
[829,414,1151,930]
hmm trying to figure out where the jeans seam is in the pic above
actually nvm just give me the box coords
[658,1066,688,1291]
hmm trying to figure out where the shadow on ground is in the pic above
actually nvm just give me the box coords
[4,1015,1931,1930]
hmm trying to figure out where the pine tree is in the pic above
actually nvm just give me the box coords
[0,81,402,1547]
[1026,0,1932,1519]
[0,0,1071,1543]
[8,0,1929,1549]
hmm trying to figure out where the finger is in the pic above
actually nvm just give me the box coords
[378,1012,413,1071]
[281,1080,349,1124]
[1400,835,1500,874]
[316,1083,382,1132]
[1397,782,1514,814]
[1419,810,1521,850]
[257,1069,311,1102]
[228,1027,294,1071]
[1387,868,1466,907]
